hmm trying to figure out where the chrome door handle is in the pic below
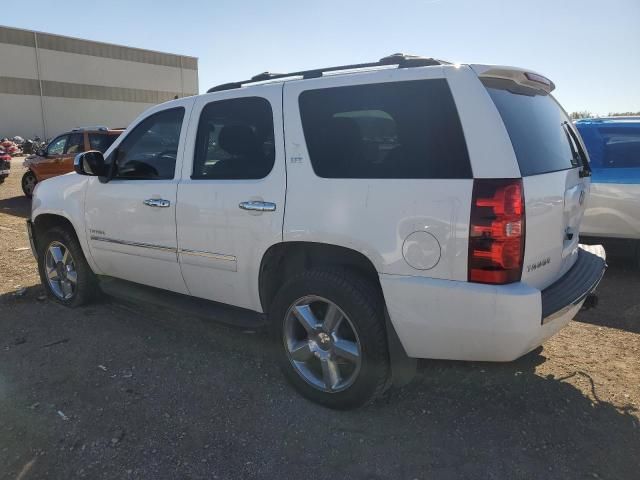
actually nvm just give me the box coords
[239,201,276,212]
[143,198,171,208]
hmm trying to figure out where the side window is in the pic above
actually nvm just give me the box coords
[89,133,118,153]
[112,108,185,180]
[599,127,640,169]
[298,79,472,179]
[192,97,275,180]
[47,135,68,156]
[65,133,85,155]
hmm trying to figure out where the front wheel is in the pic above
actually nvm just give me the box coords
[270,268,390,409]
[22,170,37,197]
[37,226,98,307]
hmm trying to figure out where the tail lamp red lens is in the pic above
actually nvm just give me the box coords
[468,178,525,284]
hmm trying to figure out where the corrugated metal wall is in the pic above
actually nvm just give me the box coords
[0,25,198,138]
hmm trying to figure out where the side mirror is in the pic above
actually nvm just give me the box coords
[74,151,108,177]
[36,149,46,157]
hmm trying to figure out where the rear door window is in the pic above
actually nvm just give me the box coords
[65,133,85,155]
[192,97,275,180]
[484,79,580,176]
[89,133,118,153]
[298,79,472,179]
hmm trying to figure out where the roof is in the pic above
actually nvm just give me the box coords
[575,116,640,124]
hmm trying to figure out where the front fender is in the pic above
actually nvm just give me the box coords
[31,174,102,274]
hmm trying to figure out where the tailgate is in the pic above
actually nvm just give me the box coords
[482,74,591,289]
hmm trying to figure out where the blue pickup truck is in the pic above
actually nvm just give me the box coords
[576,117,640,266]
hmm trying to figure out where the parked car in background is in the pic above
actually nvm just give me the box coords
[21,126,123,197]
[575,117,640,266]
[28,55,606,408]
[0,148,10,184]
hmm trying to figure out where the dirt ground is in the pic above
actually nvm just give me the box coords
[1,158,639,480]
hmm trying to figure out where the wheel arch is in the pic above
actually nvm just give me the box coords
[32,211,102,276]
[32,213,80,248]
[259,241,382,313]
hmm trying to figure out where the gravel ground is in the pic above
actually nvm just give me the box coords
[1,158,639,480]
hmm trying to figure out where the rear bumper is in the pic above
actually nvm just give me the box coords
[381,244,606,362]
[541,244,606,323]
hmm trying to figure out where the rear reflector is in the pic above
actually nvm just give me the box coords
[468,178,525,284]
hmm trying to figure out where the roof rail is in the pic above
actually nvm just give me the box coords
[71,125,109,132]
[207,53,448,93]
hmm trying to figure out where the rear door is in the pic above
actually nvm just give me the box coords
[176,85,285,311]
[483,78,590,289]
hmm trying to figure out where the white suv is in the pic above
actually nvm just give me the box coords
[28,54,606,409]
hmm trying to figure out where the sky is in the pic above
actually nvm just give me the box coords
[3,0,638,115]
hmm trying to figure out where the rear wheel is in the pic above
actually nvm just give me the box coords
[270,268,389,409]
[22,170,37,197]
[37,226,97,307]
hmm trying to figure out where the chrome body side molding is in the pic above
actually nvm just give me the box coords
[90,235,238,272]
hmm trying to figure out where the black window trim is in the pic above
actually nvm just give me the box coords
[191,95,276,181]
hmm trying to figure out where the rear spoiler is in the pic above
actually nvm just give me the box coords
[470,64,555,94]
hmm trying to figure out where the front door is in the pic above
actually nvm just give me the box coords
[85,100,194,294]
[36,134,68,179]
[176,86,286,311]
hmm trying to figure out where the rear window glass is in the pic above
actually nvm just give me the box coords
[298,79,472,179]
[484,79,576,176]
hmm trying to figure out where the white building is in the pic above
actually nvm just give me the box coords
[0,25,198,139]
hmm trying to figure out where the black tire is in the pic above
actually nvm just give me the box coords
[270,268,390,409]
[37,225,98,307]
[636,241,640,270]
[22,170,37,198]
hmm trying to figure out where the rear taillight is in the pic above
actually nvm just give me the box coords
[468,178,525,284]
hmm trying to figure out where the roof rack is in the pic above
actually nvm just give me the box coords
[71,125,109,132]
[207,53,448,93]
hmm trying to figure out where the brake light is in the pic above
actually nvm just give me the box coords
[524,72,552,88]
[468,179,525,284]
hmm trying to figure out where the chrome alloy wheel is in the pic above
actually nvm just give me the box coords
[283,296,362,392]
[44,241,77,300]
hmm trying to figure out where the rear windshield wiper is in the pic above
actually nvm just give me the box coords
[562,122,592,177]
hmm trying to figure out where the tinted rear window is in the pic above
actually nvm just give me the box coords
[298,79,471,179]
[485,79,576,176]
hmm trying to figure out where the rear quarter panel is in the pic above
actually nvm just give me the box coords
[282,66,474,281]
